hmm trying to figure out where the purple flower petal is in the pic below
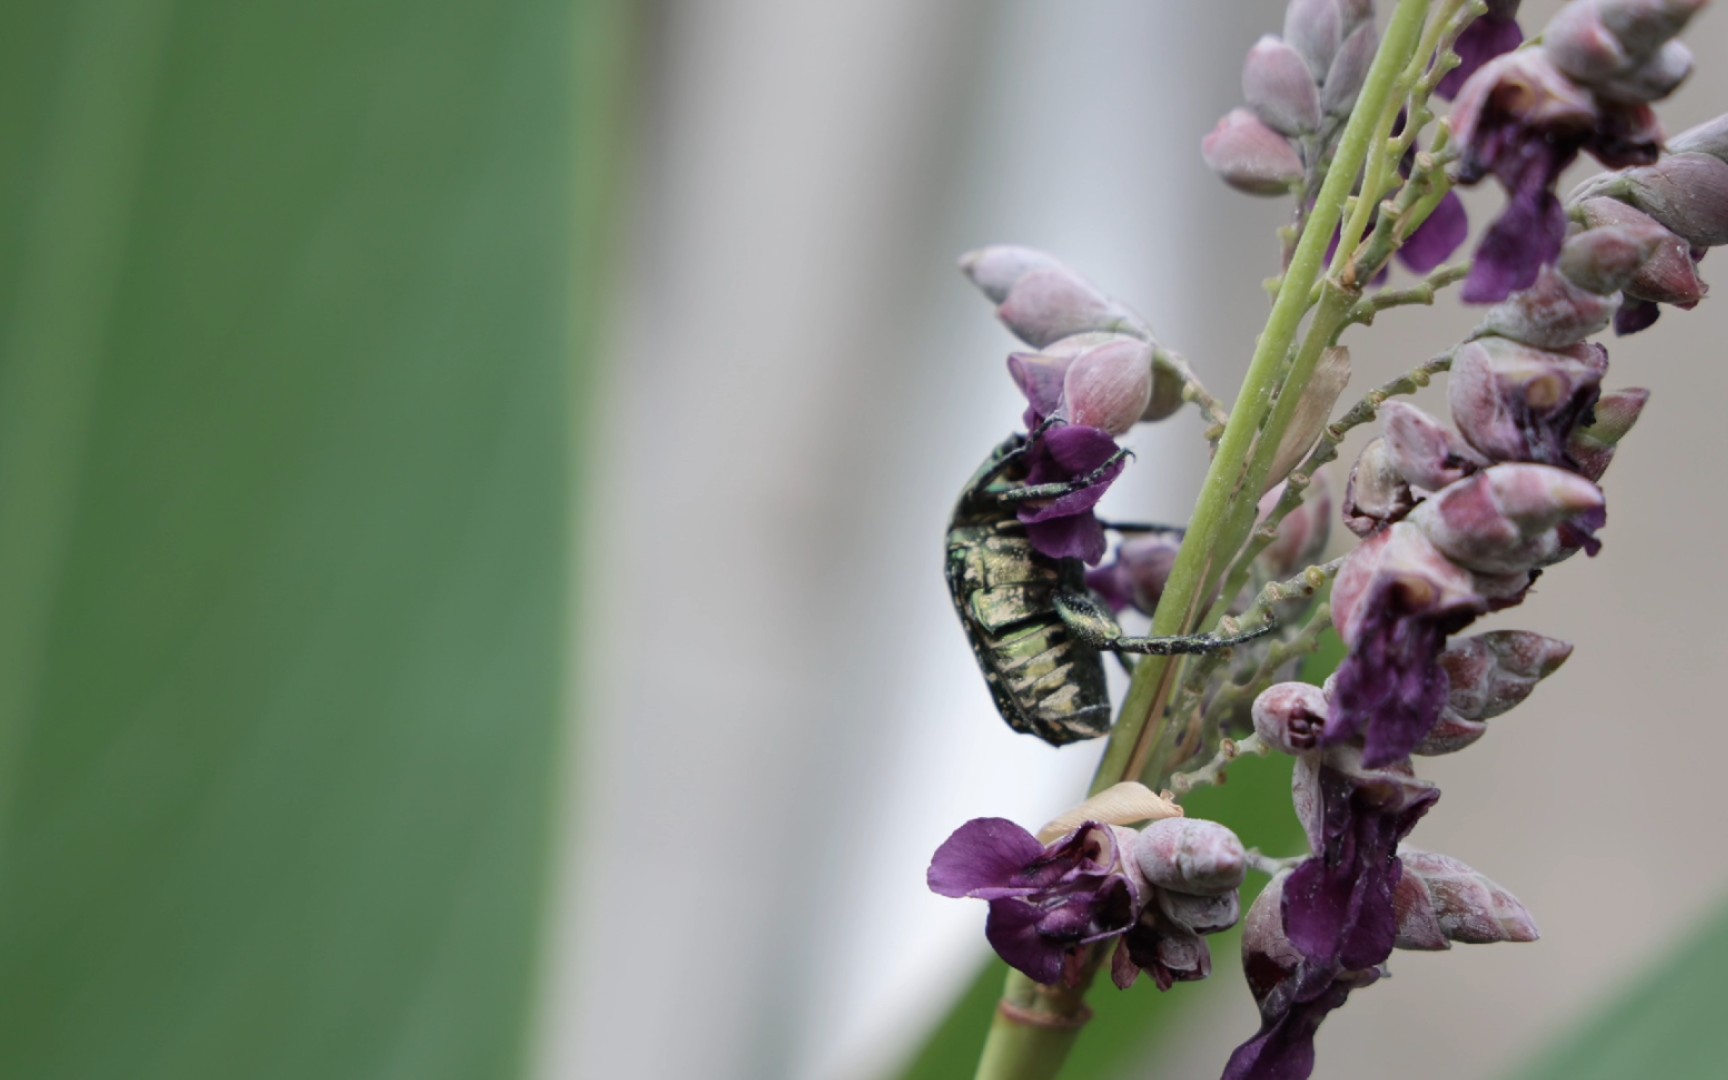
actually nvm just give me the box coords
[1222,974,1370,1080]
[928,817,1049,898]
[1328,592,1455,767]
[1462,180,1567,303]
[1024,514,1108,564]
[984,899,1068,985]
[1398,190,1469,274]
[1614,297,1662,335]
[1007,352,1071,426]
[1435,14,1523,100]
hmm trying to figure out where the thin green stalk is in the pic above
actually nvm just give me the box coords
[1094,0,1435,795]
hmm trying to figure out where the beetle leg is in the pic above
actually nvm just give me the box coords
[1098,520,1186,537]
[1054,589,1276,655]
[992,447,1132,504]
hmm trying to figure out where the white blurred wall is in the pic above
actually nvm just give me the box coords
[540,2,1728,1078]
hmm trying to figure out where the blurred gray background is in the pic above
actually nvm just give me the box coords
[544,2,1728,1078]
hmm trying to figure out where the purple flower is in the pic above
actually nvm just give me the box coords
[1435,1,1524,100]
[1451,51,1661,302]
[1328,524,1490,765]
[1285,747,1441,972]
[1223,872,1382,1080]
[1016,424,1126,564]
[928,818,1142,986]
[1398,190,1470,274]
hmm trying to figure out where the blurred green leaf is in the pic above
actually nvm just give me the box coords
[1515,893,1728,1080]
[0,2,629,1077]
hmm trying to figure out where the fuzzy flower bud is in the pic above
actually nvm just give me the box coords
[1342,437,1415,537]
[1157,888,1241,935]
[1412,464,1605,575]
[1252,681,1330,755]
[1244,36,1322,136]
[1449,337,1607,465]
[1668,112,1728,163]
[1476,265,1617,349]
[961,246,1140,349]
[1572,154,1728,250]
[1594,0,1708,58]
[1566,387,1649,481]
[1379,401,1485,492]
[1062,339,1154,436]
[1321,21,1378,115]
[1445,630,1574,722]
[1558,223,1666,295]
[1259,472,1333,577]
[1395,847,1540,948]
[1573,198,1707,308]
[1283,0,1343,76]
[1332,522,1485,647]
[1594,39,1694,104]
[1134,818,1248,896]
[1203,108,1304,196]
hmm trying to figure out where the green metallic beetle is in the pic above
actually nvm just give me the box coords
[946,429,1273,746]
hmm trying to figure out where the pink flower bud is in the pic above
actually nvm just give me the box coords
[1062,339,1154,435]
[1449,337,1607,464]
[1396,847,1540,946]
[1202,108,1304,196]
[1668,111,1728,164]
[1244,36,1321,136]
[1574,154,1728,249]
[1594,0,1708,58]
[1593,39,1694,104]
[1284,0,1342,77]
[1411,710,1489,756]
[1332,523,1484,645]
[1475,265,1617,349]
[1258,471,1333,577]
[1253,681,1329,755]
[1379,401,1486,493]
[1442,629,1573,722]
[1558,223,1667,295]
[1320,22,1378,116]
[1342,437,1415,537]
[1134,818,1247,896]
[959,245,1062,303]
[1411,464,1604,575]
[1544,1,1630,85]
[1567,386,1649,481]
[1573,198,1706,307]
[1157,888,1241,934]
[961,247,1143,348]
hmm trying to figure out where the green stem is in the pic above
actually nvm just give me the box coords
[1093,0,1434,796]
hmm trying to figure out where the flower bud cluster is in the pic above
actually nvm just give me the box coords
[1448,0,1705,301]
[1203,0,1378,195]
[1568,110,1728,333]
[927,814,1248,991]
[960,247,1187,563]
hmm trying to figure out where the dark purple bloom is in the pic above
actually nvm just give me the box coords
[1112,906,1214,991]
[1435,2,1523,101]
[1451,51,1661,302]
[1398,190,1470,274]
[1327,525,1489,765]
[928,818,1141,986]
[1017,424,1126,564]
[1284,748,1440,971]
[1222,872,1383,1080]
[1614,295,1663,334]
[1448,338,1606,471]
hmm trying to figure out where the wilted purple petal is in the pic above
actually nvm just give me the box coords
[1222,976,1360,1080]
[984,899,1068,985]
[1614,297,1663,335]
[1399,191,1470,274]
[1025,513,1109,564]
[1282,753,1440,975]
[1462,163,1568,302]
[928,817,1051,898]
[1436,13,1524,100]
